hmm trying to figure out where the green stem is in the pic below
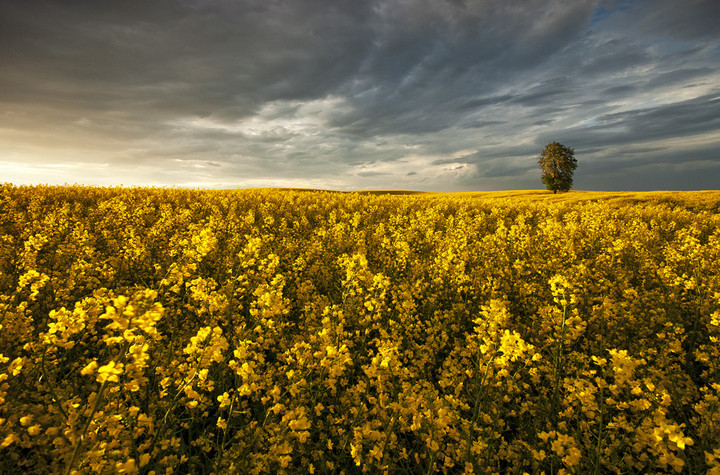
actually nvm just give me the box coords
[64,378,109,475]
[552,304,568,426]
[64,341,130,474]
[594,305,607,474]
[40,346,69,423]
[146,343,209,458]
[594,384,605,474]
[214,391,237,473]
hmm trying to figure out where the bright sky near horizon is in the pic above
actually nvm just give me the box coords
[1,0,719,191]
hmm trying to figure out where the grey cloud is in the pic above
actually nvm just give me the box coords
[602,85,637,98]
[634,0,720,40]
[591,94,720,142]
[645,68,717,88]
[460,120,506,129]
[357,171,389,177]
[432,157,473,166]
[579,40,651,75]
[326,0,599,135]
[458,96,515,111]
[1,0,375,117]
[1,0,719,191]
[474,158,534,178]
[510,79,577,107]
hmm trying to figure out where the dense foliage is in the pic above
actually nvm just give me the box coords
[1,184,719,474]
[539,142,577,194]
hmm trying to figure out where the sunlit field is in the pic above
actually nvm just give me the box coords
[1,184,719,474]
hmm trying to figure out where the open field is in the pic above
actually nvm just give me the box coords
[1,184,719,473]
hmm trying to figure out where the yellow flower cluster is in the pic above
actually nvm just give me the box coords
[1,183,719,473]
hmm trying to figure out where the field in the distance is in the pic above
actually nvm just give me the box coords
[1,184,719,474]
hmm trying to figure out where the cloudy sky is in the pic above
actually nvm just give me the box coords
[1,0,719,191]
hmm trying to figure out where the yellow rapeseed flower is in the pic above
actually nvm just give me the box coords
[96,361,123,383]
[81,360,98,375]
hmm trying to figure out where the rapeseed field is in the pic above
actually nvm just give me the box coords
[1,184,719,474]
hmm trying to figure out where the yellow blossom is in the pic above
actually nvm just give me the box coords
[96,361,123,383]
[81,360,98,376]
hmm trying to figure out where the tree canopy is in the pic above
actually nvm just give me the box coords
[538,142,577,193]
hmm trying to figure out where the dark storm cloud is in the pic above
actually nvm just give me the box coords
[578,40,652,75]
[0,0,375,116]
[0,0,719,190]
[557,94,720,149]
[623,0,720,40]
[602,85,638,98]
[645,68,717,88]
[599,94,720,140]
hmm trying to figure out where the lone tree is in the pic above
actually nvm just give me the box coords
[538,141,577,193]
